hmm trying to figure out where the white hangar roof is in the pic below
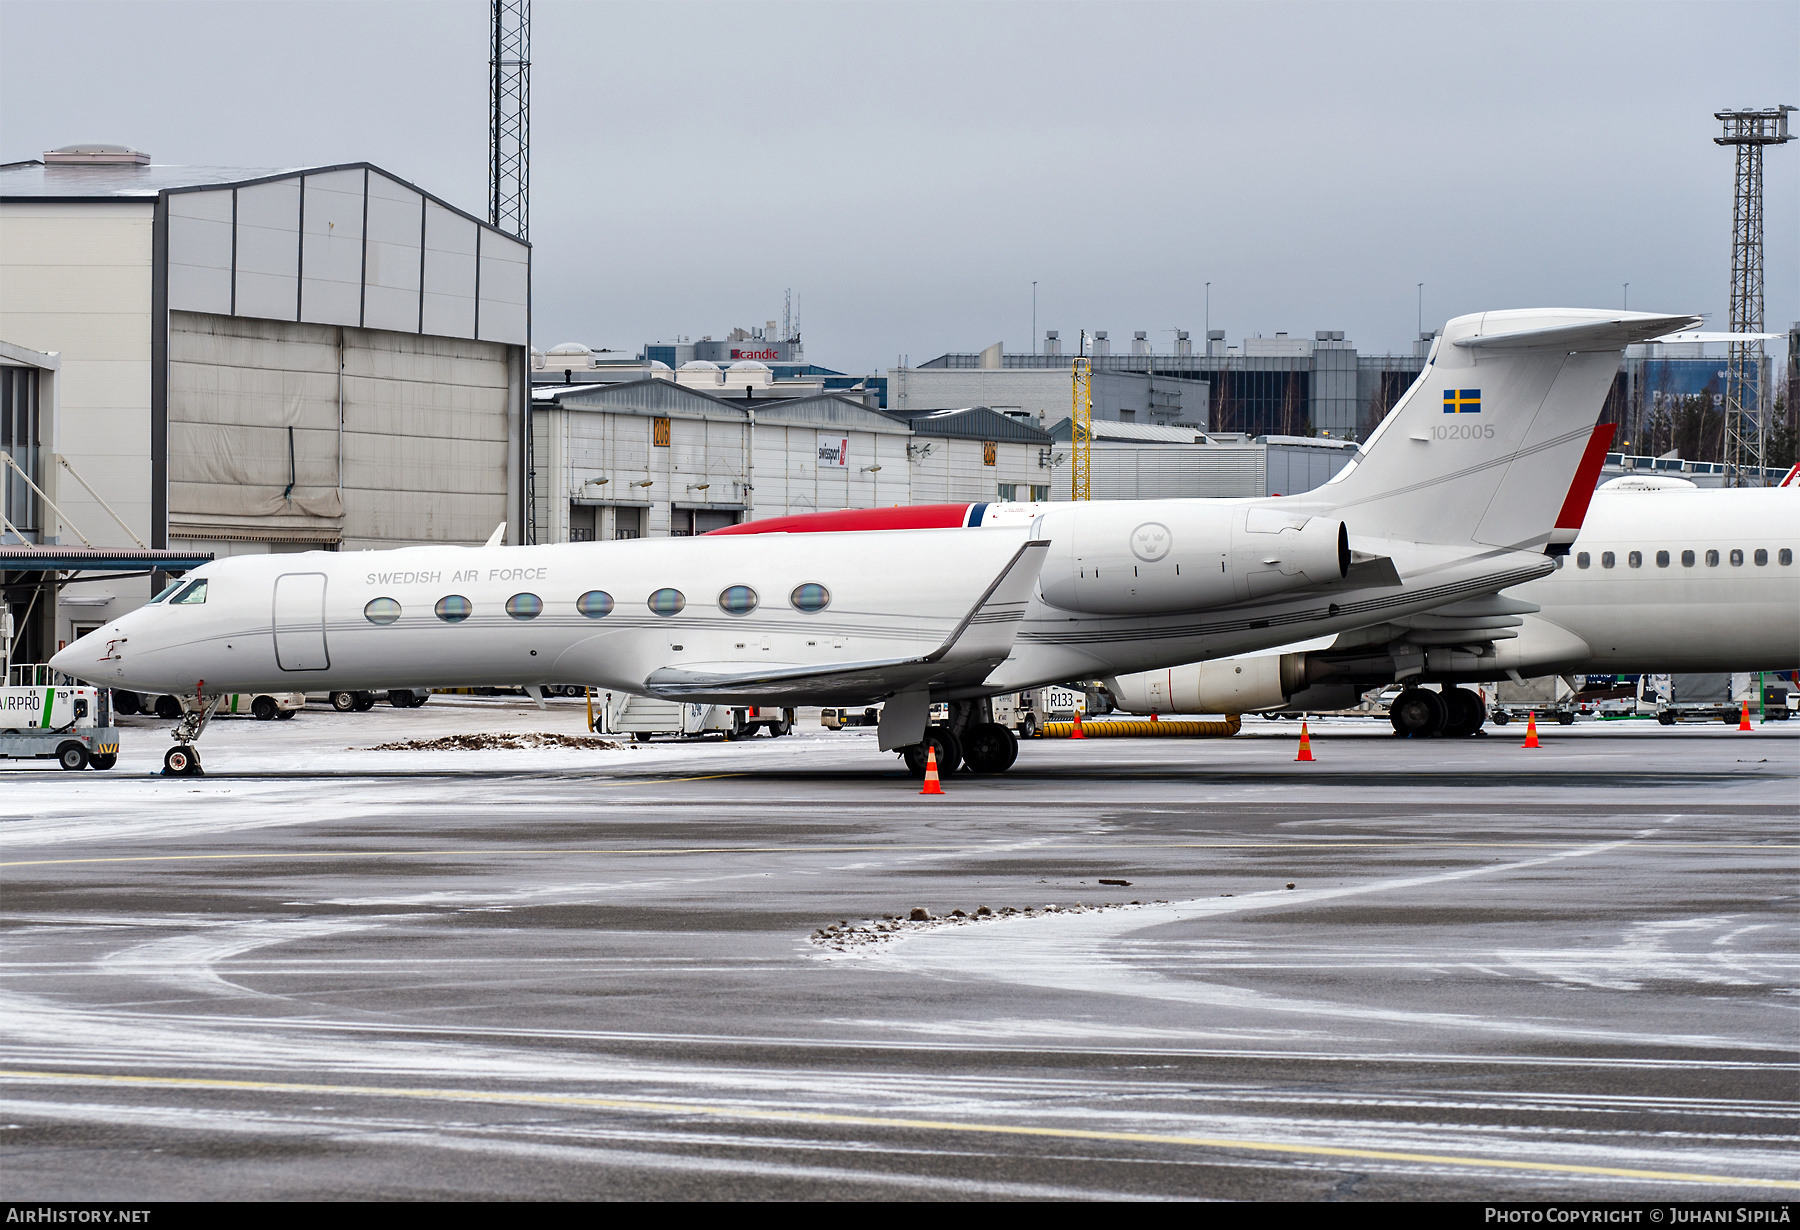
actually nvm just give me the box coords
[1,158,529,347]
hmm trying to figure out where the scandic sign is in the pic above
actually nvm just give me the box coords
[731,348,781,361]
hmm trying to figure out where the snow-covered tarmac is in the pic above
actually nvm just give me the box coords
[2,698,1795,1199]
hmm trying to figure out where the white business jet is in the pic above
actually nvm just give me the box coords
[54,308,1696,775]
[1105,479,1800,735]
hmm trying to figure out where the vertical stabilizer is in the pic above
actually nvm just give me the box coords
[1291,309,1698,549]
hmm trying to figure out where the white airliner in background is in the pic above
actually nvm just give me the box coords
[54,308,1699,775]
[1105,478,1800,736]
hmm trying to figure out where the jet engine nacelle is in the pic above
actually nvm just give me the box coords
[1106,653,1310,715]
[1034,501,1349,615]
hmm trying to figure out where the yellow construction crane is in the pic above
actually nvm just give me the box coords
[1071,355,1092,500]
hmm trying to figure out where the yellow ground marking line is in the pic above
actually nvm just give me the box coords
[1,1068,1791,1190]
[1,839,1789,870]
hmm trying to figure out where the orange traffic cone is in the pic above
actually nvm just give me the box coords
[1522,711,1540,748]
[1071,708,1086,739]
[1295,721,1314,762]
[919,746,944,795]
[1739,700,1753,731]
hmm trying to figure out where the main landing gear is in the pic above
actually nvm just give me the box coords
[1390,686,1487,738]
[899,700,1019,777]
[162,694,223,776]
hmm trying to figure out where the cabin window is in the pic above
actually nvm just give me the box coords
[1655,550,1670,568]
[1576,552,1590,569]
[718,585,758,615]
[576,590,614,618]
[1753,548,1768,566]
[790,582,831,613]
[1682,550,1696,567]
[1729,548,1744,567]
[1600,551,1615,569]
[435,595,472,623]
[648,588,685,616]
[364,597,401,625]
[1705,549,1720,567]
[171,579,208,604]
[1781,549,1793,566]
[1627,551,1642,568]
[505,593,543,620]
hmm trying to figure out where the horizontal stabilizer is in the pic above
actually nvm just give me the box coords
[1454,313,1700,353]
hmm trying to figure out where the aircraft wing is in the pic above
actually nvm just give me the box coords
[642,539,1051,704]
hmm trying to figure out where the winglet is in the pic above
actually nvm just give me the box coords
[484,523,507,548]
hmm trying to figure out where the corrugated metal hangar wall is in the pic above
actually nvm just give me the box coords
[160,165,529,551]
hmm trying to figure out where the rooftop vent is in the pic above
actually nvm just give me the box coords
[44,143,150,165]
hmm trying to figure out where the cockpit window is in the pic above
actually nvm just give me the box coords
[149,579,184,603]
[170,579,208,604]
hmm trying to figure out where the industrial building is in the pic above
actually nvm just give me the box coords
[888,342,1208,429]
[1,143,530,663]
[1037,420,1356,501]
[898,330,1427,441]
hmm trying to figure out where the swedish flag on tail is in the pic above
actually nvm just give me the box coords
[1443,389,1481,413]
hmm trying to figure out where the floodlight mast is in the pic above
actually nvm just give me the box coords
[1714,105,1793,486]
[489,0,530,241]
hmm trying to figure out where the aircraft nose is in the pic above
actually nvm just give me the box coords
[49,641,83,677]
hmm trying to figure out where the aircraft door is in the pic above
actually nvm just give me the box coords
[273,572,331,672]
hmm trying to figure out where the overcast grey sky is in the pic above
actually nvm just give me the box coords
[3,1,1795,373]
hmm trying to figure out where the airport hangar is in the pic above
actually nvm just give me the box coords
[0,144,531,665]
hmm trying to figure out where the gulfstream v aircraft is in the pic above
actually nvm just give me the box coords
[53,308,1697,775]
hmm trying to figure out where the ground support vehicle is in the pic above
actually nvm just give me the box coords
[1656,673,1756,725]
[1490,676,1579,727]
[733,705,796,737]
[1760,683,1793,721]
[0,683,121,770]
[992,686,1088,738]
[117,690,303,720]
[822,706,881,729]
[308,689,429,712]
[595,694,737,742]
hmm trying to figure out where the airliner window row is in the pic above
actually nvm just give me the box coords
[1575,548,1792,570]
[361,583,832,626]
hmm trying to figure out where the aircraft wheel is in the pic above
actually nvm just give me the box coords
[57,741,90,771]
[1389,688,1448,738]
[89,752,118,771]
[902,726,962,778]
[1440,688,1486,737]
[163,745,201,776]
[153,695,182,720]
[961,722,1018,773]
[330,691,358,712]
[251,695,278,721]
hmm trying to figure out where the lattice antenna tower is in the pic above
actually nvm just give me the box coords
[1715,105,1793,485]
[490,0,530,240]
[1071,356,1093,501]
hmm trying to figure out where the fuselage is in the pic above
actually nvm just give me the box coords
[1500,485,1799,674]
[53,498,1549,704]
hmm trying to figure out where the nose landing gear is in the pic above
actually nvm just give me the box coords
[162,694,222,776]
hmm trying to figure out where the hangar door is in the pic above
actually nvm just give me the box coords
[272,572,329,671]
[167,311,514,549]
